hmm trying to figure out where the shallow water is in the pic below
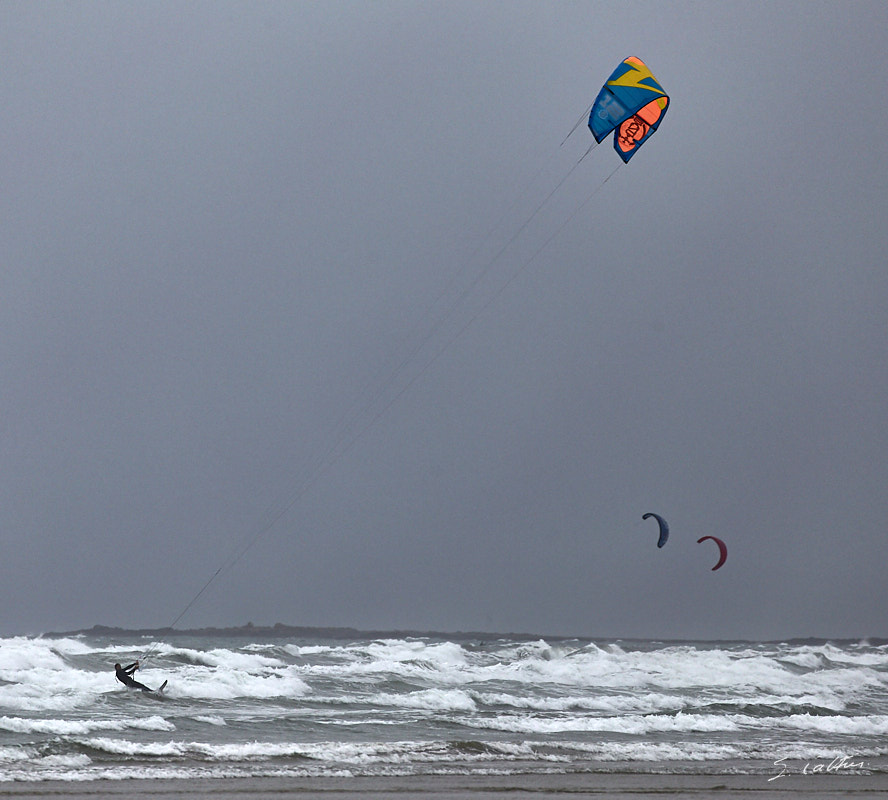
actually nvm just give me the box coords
[1,633,886,783]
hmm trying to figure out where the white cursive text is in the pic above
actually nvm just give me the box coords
[769,755,866,781]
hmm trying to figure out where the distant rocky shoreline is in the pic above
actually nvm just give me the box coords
[38,623,883,646]
[44,622,562,642]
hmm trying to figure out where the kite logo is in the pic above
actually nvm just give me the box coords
[617,115,649,151]
[596,91,626,124]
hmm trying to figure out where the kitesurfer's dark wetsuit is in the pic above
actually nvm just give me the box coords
[115,661,152,692]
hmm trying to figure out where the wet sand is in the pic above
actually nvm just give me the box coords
[0,771,884,799]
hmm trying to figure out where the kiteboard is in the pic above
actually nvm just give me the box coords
[136,680,168,699]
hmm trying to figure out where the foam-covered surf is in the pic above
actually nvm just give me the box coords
[0,633,885,782]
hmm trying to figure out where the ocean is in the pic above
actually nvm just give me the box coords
[0,631,886,791]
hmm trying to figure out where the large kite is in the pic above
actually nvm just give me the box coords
[589,57,669,162]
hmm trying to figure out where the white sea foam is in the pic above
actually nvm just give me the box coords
[457,710,748,735]
[0,714,173,734]
[0,744,37,765]
[34,754,92,769]
[283,644,337,657]
[42,637,94,657]
[552,739,741,762]
[1,764,357,782]
[0,683,102,713]
[0,638,69,673]
[361,640,468,666]
[779,713,888,736]
[369,688,477,712]
[152,644,286,670]
[80,736,187,757]
[471,689,684,714]
[194,715,227,726]
[169,665,309,700]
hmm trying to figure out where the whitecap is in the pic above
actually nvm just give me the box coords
[194,715,227,726]
[0,714,173,735]
[780,713,888,736]
[369,688,476,712]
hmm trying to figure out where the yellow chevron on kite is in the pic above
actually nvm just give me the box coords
[607,59,666,97]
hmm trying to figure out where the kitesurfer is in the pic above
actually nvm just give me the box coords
[114,661,155,692]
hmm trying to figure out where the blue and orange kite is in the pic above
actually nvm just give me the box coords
[589,57,669,162]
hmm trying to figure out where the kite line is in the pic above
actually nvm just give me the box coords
[138,55,669,658]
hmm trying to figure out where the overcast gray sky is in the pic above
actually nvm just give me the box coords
[2,1,886,640]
